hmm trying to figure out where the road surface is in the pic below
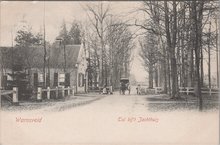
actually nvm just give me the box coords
[1,91,219,145]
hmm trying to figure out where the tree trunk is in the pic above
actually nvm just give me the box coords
[187,3,195,87]
[154,67,158,87]
[208,21,211,88]
[163,46,168,93]
[200,48,204,87]
[149,64,154,89]
[164,1,179,98]
[192,1,203,111]
[164,1,173,97]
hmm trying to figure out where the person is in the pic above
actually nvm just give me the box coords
[119,82,122,94]
[109,86,113,94]
[121,82,126,95]
[136,86,138,94]
[127,83,131,95]
[103,85,107,94]
[137,84,141,95]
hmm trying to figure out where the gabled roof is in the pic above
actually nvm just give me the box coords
[0,46,45,69]
[50,44,81,68]
[0,44,82,69]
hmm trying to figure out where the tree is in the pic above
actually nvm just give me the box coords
[106,19,134,88]
[83,3,134,89]
[15,26,42,69]
[69,21,82,44]
[85,2,111,87]
[136,1,218,109]
[56,20,71,44]
[7,56,30,100]
[11,21,42,98]
[139,33,159,88]
[191,1,204,110]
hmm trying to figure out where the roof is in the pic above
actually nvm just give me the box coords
[50,44,81,68]
[0,44,82,69]
[0,47,13,69]
[0,46,45,69]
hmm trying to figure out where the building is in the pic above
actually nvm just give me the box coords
[49,43,88,93]
[0,43,88,95]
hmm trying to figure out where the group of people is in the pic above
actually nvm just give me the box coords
[119,83,142,95]
[101,83,141,95]
[102,85,113,94]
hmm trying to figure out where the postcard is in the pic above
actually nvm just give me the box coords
[0,1,219,145]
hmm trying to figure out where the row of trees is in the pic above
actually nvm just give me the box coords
[83,3,134,89]
[51,3,135,89]
[138,1,218,110]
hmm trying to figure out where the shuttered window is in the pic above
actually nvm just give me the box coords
[46,73,50,87]
[54,73,58,87]
[33,73,38,88]
[65,73,70,87]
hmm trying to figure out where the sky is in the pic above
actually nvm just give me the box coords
[0,1,143,46]
[0,1,218,83]
[0,1,147,82]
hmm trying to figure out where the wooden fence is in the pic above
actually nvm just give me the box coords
[139,86,219,96]
[179,87,219,96]
[37,86,74,101]
[140,87,163,95]
[0,87,19,105]
[1,86,74,105]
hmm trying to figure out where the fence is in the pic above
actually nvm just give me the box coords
[140,86,219,96]
[0,87,19,105]
[1,86,75,105]
[37,86,74,101]
[179,87,219,96]
[140,87,163,95]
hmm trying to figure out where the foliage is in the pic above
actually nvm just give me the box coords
[84,3,134,88]
[69,21,82,44]
[136,1,218,109]
[56,20,82,45]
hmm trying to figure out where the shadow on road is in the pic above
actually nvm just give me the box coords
[143,94,219,112]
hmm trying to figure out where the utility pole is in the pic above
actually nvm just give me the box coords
[216,14,219,88]
[64,42,66,72]
[43,1,47,88]
[11,28,14,81]
[208,20,211,89]
[56,38,66,72]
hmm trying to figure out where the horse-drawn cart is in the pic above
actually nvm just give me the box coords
[120,78,130,95]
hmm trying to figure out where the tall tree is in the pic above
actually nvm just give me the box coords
[69,21,82,44]
[85,2,111,87]
[139,33,159,88]
[57,20,71,44]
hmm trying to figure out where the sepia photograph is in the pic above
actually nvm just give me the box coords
[0,1,219,145]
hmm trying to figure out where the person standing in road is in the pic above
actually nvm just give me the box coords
[136,84,141,95]
[127,83,131,95]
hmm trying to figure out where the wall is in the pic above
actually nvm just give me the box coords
[76,44,88,93]
[30,68,77,88]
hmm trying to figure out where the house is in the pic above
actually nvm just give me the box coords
[49,43,88,93]
[0,43,88,95]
